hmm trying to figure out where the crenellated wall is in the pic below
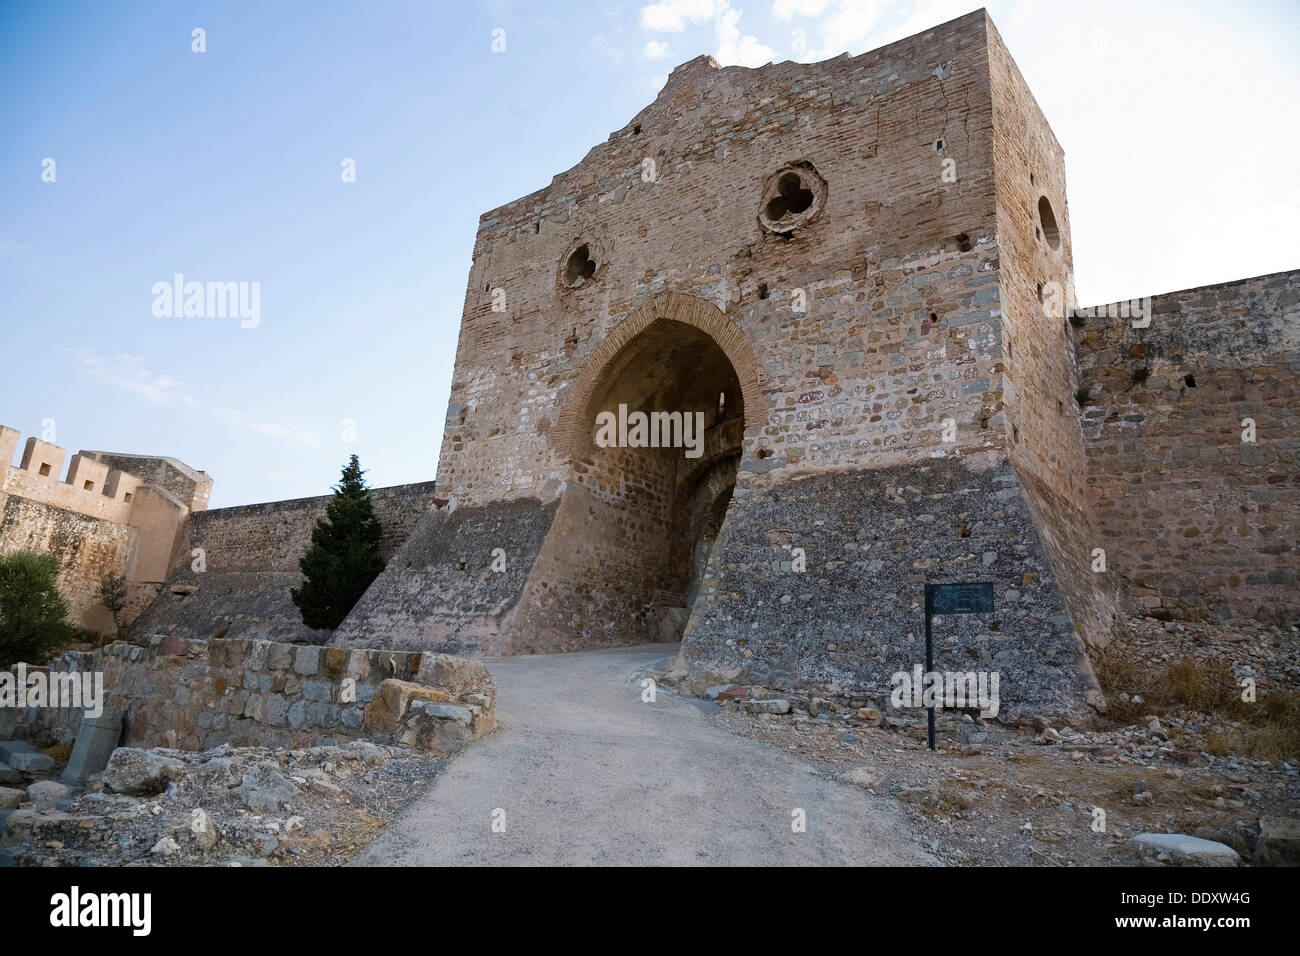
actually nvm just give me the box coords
[0,427,202,632]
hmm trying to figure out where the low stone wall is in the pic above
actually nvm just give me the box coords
[13,637,495,758]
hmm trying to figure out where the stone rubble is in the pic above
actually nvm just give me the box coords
[0,740,440,867]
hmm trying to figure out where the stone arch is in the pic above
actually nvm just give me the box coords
[553,292,764,461]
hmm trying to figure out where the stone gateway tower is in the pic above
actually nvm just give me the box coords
[333,10,1118,719]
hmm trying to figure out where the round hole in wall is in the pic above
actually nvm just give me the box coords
[1038,195,1061,251]
[758,161,827,236]
[564,245,596,286]
[559,240,603,290]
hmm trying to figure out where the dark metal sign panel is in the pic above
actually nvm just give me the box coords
[925,581,995,615]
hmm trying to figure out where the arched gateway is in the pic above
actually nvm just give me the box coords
[510,295,765,649]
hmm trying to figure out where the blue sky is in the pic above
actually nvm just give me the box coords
[2,0,1297,508]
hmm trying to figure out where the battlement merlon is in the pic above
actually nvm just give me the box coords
[80,450,212,512]
[1,426,211,517]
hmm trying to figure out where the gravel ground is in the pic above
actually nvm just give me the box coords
[2,741,443,867]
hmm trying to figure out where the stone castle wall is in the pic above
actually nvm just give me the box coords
[438,11,1003,510]
[0,427,204,631]
[0,491,139,634]
[984,20,1121,651]
[5,10,1291,714]
[1074,271,1299,624]
[131,481,440,643]
[423,10,1059,664]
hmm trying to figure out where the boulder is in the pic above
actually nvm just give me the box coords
[188,808,219,850]
[1254,816,1300,867]
[24,780,71,809]
[414,653,496,702]
[741,699,791,715]
[102,748,186,796]
[0,743,54,773]
[1129,833,1241,866]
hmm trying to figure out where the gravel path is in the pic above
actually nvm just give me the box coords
[351,644,931,866]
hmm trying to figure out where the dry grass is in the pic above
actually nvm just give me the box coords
[1093,647,1241,723]
[1094,644,1300,762]
[1206,692,1300,763]
[42,743,73,762]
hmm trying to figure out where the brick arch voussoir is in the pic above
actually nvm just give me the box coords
[554,293,764,462]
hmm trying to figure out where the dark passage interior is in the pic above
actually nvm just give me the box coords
[520,319,744,647]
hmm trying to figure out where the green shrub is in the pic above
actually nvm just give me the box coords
[0,551,71,668]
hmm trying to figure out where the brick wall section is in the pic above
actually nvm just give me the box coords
[985,19,1121,649]
[437,11,1004,514]
[1073,270,1300,623]
[130,481,439,642]
[15,638,496,757]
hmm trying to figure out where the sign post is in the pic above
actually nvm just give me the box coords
[922,581,995,752]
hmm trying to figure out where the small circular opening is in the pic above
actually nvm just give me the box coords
[765,173,814,221]
[563,244,597,287]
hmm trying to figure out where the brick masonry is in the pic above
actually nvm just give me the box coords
[1073,271,1299,624]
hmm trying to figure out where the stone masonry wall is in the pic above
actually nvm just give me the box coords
[402,11,1101,673]
[986,19,1121,651]
[436,10,1005,514]
[679,457,1096,723]
[15,637,496,758]
[0,491,139,634]
[332,497,559,655]
[1073,271,1299,624]
[130,481,439,643]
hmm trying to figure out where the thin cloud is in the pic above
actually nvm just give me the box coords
[76,348,321,448]
[76,350,188,406]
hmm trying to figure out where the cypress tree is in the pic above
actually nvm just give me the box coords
[291,455,385,631]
